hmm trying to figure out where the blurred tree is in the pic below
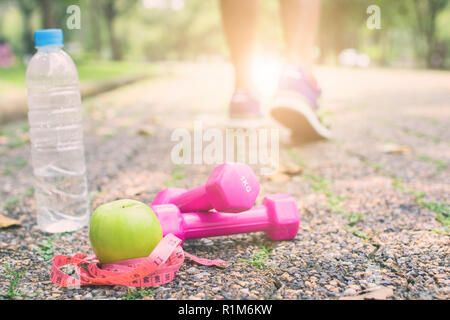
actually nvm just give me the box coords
[412,0,449,68]
[318,0,449,68]
[318,0,367,63]
[139,0,225,60]
[39,0,56,28]
[88,0,103,56]
[362,0,416,67]
[0,0,448,68]
[0,1,8,38]
[98,0,138,60]
[16,0,36,56]
[53,0,82,43]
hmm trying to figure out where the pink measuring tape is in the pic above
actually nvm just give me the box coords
[50,233,230,288]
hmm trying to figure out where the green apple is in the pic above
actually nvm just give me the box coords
[89,199,163,264]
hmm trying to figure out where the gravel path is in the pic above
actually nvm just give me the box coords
[0,62,449,300]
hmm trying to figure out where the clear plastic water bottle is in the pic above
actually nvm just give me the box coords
[26,29,89,233]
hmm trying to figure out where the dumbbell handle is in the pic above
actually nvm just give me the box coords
[152,194,300,241]
[170,186,211,212]
[182,205,270,239]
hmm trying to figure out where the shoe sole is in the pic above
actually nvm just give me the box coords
[270,91,331,144]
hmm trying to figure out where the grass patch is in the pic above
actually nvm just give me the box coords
[2,158,28,175]
[430,228,448,234]
[78,61,155,82]
[304,174,330,191]
[304,174,345,214]
[363,161,384,172]
[36,236,55,261]
[288,152,368,238]
[2,188,35,212]
[5,197,19,209]
[435,214,450,227]
[287,148,308,168]
[0,121,30,153]
[377,118,442,144]
[417,154,448,172]
[392,176,406,192]
[305,174,346,206]
[123,287,155,300]
[0,64,27,86]
[391,176,449,228]
[344,226,369,240]
[59,231,75,236]
[23,187,35,197]
[2,263,26,299]
[163,164,186,188]
[238,246,272,270]
[303,173,367,239]
[0,61,155,89]
[420,199,450,228]
[348,212,366,226]
[416,199,450,216]
[400,127,441,144]
[351,151,448,233]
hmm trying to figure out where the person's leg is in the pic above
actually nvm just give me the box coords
[279,0,321,76]
[220,0,259,93]
[271,0,330,144]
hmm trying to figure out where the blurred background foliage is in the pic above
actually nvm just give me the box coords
[0,0,449,69]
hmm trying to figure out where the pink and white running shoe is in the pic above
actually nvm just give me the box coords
[270,65,331,143]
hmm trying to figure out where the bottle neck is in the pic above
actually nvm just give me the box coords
[36,45,63,53]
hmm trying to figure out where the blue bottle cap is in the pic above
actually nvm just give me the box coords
[34,29,63,47]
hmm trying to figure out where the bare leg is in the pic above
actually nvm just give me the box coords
[279,0,321,76]
[220,0,259,92]
[271,0,330,143]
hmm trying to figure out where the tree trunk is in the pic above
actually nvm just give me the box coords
[89,0,102,55]
[22,10,34,55]
[17,0,35,56]
[40,0,56,28]
[413,0,447,68]
[105,1,122,60]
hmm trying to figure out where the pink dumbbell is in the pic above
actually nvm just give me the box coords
[151,194,300,241]
[152,163,260,213]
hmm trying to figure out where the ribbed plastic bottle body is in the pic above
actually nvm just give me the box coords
[26,45,89,233]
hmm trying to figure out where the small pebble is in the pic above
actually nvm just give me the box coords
[343,288,356,296]
[186,267,198,274]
